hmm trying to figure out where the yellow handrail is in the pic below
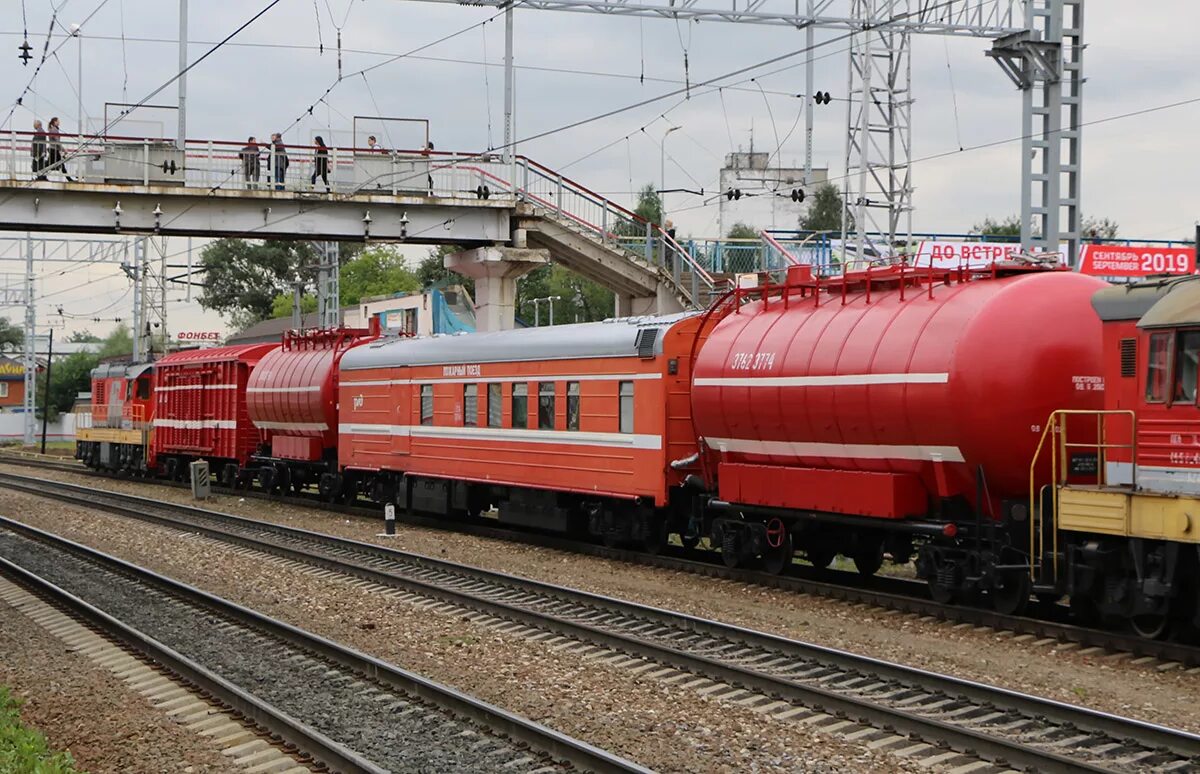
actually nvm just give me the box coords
[1026,409,1136,581]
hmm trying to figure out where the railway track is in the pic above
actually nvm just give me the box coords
[2,456,1199,671]
[0,514,647,774]
[6,473,1200,773]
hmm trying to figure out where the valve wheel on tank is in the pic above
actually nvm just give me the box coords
[762,519,794,575]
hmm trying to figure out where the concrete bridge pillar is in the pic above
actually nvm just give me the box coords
[613,293,669,319]
[446,246,549,332]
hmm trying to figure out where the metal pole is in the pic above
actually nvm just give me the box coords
[40,327,52,454]
[185,236,193,302]
[76,29,83,137]
[23,234,35,446]
[177,0,188,149]
[804,0,814,185]
[503,5,514,164]
[533,299,539,328]
[292,275,303,330]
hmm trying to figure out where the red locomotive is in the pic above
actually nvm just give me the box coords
[74,257,1200,637]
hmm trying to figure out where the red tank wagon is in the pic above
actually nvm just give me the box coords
[691,263,1107,608]
[246,324,379,497]
[152,343,276,483]
[337,314,703,548]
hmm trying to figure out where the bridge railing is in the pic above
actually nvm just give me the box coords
[0,129,715,304]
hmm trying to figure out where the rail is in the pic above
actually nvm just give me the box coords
[1027,409,1137,582]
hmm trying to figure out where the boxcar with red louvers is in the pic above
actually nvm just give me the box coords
[246,325,379,497]
[337,314,704,549]
[690,262,1107,611]
[152,343,276,483]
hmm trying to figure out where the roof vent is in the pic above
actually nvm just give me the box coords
[635,328,659,359]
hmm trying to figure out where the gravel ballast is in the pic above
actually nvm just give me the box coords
[0,588,234,774]
[0,483,925,773]
[0,530,564,773]
[7,464,1193,735]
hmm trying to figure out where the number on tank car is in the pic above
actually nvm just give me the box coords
[730,352,776,371]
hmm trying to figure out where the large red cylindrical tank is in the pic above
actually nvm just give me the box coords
[692,270,1107,514]
[247,328,376,461]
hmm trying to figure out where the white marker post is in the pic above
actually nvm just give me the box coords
[379,502,397,538]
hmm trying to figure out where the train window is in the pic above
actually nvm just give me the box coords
[567,382,580,431]
[136,378,150,400]
[487,383,502,427]
[538,383,555,430]
[420,384,434,425]
[1146,333,1171,403]
[512,383,528,429]
[463,384,477,427]
[1173,331,1200,404]
[619,381,634,434]
[0,383,7,398]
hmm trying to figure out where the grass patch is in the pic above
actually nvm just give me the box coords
[0,685,83,774]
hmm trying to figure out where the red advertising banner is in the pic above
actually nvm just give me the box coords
[1078,244,1196,277]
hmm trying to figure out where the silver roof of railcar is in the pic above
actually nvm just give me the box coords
[341,313,698,370]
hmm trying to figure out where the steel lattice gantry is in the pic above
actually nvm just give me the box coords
[408,0,1081,260]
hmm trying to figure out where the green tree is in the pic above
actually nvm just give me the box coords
[268,247,422,319]
[800,183,847,232]
[516,265,614,325]
[0,317,22,351]
[973,215,1022,239]
[1081,217,1119,240]
[36,325,138,420]
[614,184,663,237]
[98,324,133,359]
[270,292,317,319]
[974,215,1118,241]
[197,239,319,325]
[417,245,473,296]
[339,246,420,305]
[726,222,759,240]
[66,331,101,343]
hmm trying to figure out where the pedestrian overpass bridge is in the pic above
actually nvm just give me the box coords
[0,130,721,329]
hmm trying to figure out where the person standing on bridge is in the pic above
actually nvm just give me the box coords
[310,136,331,193]
[240,137,261,189]
[267,133,289,191]
[31,120,48,181]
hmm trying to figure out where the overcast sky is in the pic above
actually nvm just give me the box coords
[1,0,1198,339]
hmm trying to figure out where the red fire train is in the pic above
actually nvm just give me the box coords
[74,260,1200,636]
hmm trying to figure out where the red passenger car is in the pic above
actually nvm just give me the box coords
[152,343,276,483]
[338,315,704,549]
[246,324,379,497]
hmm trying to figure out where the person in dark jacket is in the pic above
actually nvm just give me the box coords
[310,136,330,192]
[46,117,74,181]
[30,120,47,180]
[267,133,289,190]
[240,137,261,188]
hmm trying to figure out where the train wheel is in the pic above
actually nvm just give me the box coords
[929,580,956,605]
[220,464,238,489]
[275,466,291,496]
[680,535,701,551]
[318,473,339,502]
[990,570,1032,617]
[851,541,885,577]
[639,515,668,555]
[1131,613,1171,641]
[805,547,835,570]
[762,533,794,575]
[258,467,277,494]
